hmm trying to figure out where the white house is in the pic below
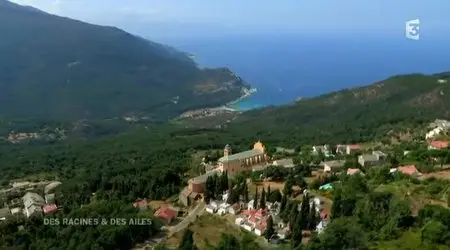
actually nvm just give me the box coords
[242,222,253,232]
[222,192,229,202]
[210,201,220,210]
[229,203,241,215]
[217,208,227,215]
[254,225,265,236]
[206,205,216,214]
[316,220,329,234]
[247,199,255,210]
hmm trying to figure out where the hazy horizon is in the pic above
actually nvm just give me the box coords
[8,0,450,41]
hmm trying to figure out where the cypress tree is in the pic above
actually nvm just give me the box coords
[267,184,271,198]
[289,204,298,232]
[291,214,303,249]
[300,194,310,229]
[308,202,318,230]
[265,216,275,241]
[260,188,266,209]
[254,187,259,209]
[243,183,249,203]
[280,194,287,214]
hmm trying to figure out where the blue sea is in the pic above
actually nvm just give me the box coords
[162,34,450,111]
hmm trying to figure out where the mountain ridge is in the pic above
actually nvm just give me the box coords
[223,72,450,146]
[0,0,250,121]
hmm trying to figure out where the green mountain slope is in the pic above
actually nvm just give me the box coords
[231,73,450,146]
[0,0,249,120]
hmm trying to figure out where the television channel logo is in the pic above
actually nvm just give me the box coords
[405,19,420,40]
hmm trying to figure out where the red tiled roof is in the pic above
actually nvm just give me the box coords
[398,165,420,176]
[255,221,267,231]
[347,168,361,175]
[242,209,257,217]
[255,209,267,218]
[155,206,177,222]
[430,140,449,149]
[133,199,149,208]
[348,144,361,150]
[249,216,259,223]
[43,204,57,214]
[320,211,328,219]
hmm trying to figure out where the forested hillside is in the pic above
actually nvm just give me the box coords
[231,73,450,146]
[0,0,249,121]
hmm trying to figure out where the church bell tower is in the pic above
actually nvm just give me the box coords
[224,144,232,156]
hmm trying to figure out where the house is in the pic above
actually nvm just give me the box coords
[316,220,329,234]
[179,187,201,206]
[397,165,421,176]
[229,203,241,215]
[235,217,244,225]
[428,140,449,150]
[319,183,333,191]
[272,158,295,168]
[312,145,330,156]
[247,199,255,210]
[347,168,364,176]
[154,206,177,224]
[206,205,216,214]
[426,127,445,140]
[22,192,45,218]
[254,220,268,236]
[0,207,11,221]
[133,199,149,211]
[336,144,360,155]
[218,203,230,216]
[187,170,220,194]
[372,151,387,159]
[347,144,361,154]
[210,201,221,210]
[254,208,267,219]
[358,154,381,167]
[323,160,346,172]
[43,204,57,214]
[222,191,229,202]
[390,168,398,174]
[277,228,289,239]
[242,209,257,218]
[320,211,328,220]
[10,207,21,215]
[242,222,253,231]
[45,193,55,204]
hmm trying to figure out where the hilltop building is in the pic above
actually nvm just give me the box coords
[217,141,268,174]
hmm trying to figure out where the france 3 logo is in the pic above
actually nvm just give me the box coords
[405,19,420,40]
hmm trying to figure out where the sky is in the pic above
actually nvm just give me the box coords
[7,0,450,40]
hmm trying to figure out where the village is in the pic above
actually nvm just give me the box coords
[1,119,450,249]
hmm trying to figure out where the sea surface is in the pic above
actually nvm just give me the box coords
[162,34,450,111]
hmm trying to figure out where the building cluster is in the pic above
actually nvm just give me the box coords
[426,119,450,140]
[205,190,330,240]
[0,181,61,221]
[180,141,269,206]
[132,199,178,224]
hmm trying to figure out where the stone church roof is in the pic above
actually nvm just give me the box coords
[218,149,263,163]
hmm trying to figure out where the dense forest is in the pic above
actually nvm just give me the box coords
[231,73,450,146]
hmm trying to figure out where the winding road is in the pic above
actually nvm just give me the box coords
[168,202,205,237]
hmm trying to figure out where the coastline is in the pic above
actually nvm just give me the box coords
[225,87,258,110]
[178,87,257,119]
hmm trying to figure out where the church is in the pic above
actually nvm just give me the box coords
[217,141,268,174]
